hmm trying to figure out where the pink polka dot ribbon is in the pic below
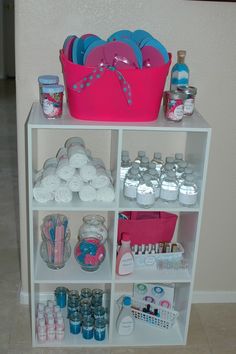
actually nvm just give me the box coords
[71,65,132,105]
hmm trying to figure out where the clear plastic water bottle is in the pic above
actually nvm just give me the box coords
[160,163,174,182]
[165,156,176,170]
[160,170,179,202]
[148,162,157,172]
[176,161,188,180]
[123,167,140,201]
[139,156,149,174]
[134,150,146,164]
[136,174,155,208]
[178,166,193,185]
[174,153,184,169]
[120,155,132,190]
[179,175,198,206]
[149,169,160,200]
[151,152,164,175]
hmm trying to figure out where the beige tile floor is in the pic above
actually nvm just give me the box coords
[0,79,236,354]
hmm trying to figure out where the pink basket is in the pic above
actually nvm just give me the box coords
[118,211,178,246]
[60,51,171,122]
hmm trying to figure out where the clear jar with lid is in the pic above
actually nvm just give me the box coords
[177,86,197,116]
[136,174,155,208]
[79,215,108,243]
[38,75,59,105]
[164,90,186,122]
[179,175,198,206]
[160,170,179,202]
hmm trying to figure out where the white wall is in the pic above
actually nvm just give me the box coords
[15,0,236,297]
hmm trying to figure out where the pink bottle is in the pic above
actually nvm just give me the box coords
[116,233,134,276]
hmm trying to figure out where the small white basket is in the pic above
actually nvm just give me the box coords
[131,298,178,330]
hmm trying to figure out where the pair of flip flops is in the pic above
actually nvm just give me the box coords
[63,29,169,69]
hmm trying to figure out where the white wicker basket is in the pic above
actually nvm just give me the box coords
[131,298,178,330]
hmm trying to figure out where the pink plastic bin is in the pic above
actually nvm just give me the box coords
[60,50,171,122]
[118,211,178,246]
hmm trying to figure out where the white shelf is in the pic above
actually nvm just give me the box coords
[32,193,117,211]
[27,102,211,348]
[34,242,112,284]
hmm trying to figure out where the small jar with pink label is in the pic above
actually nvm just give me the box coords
[164,90,186,122]
[42,84,64,119]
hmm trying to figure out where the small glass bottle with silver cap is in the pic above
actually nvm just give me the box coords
[136,174,155,208]
[123,167,140,201]
[174,153,184,169]
[160,170,179,202]
[160,163,174,182]
[178,166,193,185]
[151,152,164,175]
[179,175,198,206]
[176,161,188,180]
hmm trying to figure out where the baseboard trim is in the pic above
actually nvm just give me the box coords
[20,289,236,305]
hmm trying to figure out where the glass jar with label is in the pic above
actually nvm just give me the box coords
[38,75,59,105]
[94,318,106,341]
[42,84,64,119]
[164,90,186,122]
[177,86,197,116]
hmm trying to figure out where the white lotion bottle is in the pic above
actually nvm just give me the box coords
[116,233,134,276]
[116,296,135,335]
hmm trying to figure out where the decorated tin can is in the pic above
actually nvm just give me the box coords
[164,90,186,122]
[177,86,197,116]
[42,84,64,119]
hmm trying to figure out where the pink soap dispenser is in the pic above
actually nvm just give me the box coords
[116,233,134,276]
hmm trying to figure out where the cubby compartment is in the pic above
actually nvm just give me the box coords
[27,103,211,348]
[33,283,111,347]
[32,210,115,284]
[112,282,191,346]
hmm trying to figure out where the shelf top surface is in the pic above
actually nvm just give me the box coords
[28,102,211,132]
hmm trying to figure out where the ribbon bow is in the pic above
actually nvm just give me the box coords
[71,65,132,105]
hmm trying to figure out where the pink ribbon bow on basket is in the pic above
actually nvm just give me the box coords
[71,65,133,105]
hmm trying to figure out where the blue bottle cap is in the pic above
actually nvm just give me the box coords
[123,296,131,306]
[42,84,64,94]
[38,75,59,84]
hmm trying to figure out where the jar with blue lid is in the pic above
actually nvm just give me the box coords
[42,84,64,119]
[69,312,82,335]
[54,286,68,308]
[94,318,106,341]
[38,75,59,105]
[82,317,94,340]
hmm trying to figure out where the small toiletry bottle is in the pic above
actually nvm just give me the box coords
[134,150,146,164]
[179,175,198,206]
[170,50,189,91]
[151,152,164,175]
[116,233,134,276]
[120,154,132,191]
[160,170,179,202]
[136,174,155,208]
[139,156,149,174]
[116,296,135,335]
[123,167,140,201]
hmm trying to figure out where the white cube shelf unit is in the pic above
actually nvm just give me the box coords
[27,102,211,348]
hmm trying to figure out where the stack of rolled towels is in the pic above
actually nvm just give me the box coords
[33,137,115,203]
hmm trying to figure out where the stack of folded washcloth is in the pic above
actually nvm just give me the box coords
[33,137,115,203]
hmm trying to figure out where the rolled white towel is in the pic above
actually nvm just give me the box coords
[65,136,85,148]
[55,182,73,203]
[33,179,54,203]
[79,161,97,182]
[96,183,115,203]
[90,167,111,189]
[79,183,96,202]
[67,144,89,169]
[41,165,60,192]
[56,147,75,181]
[68,172,84,192]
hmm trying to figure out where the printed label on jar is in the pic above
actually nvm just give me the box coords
[124,185,137,199]
[137,192,155,206]
[184,98,194,115]
[160,189,178,201]
[179,192,197,206]
[166,99,184,121]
